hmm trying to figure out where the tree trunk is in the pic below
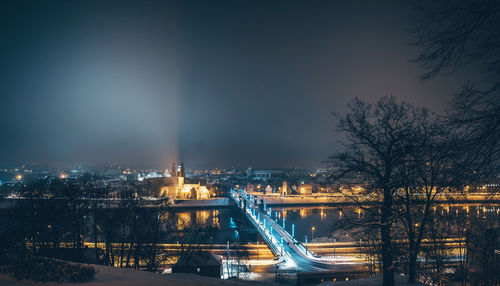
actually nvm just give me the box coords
[408,252,417,283]
[134,242,141,269]
[94,205,99,263]
[409,197,432,283]
[405,186,417,283]
[126,242,133,267]
[381,225,395,286]
[381,188,395,286]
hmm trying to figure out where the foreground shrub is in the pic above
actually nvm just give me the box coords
[0,253,96,283]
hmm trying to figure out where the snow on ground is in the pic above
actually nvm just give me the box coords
[0,263,281,286]
[318,275,426,286]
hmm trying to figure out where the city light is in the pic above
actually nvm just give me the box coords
[1,1,499,284]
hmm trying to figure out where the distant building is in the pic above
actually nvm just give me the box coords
[172,251,222,278]
[252,169,284,181]
[281,180,288,196]
[103,167,121,177]
[298,183,313,195]
[136,171,164,181]
[246,166,253,178]
[246,182,255,192]
[163,169,172,177]
[160,162,212,200]
[265,184,273,194]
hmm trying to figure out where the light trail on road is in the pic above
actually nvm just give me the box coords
[230,188,366,272]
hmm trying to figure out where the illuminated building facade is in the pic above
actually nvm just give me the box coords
[160,162,211,200]
[298,183,313,195]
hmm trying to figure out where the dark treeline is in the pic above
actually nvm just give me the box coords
[327,0,500,284]
[329,95,500,286]
[327,95,495,285]
[328,1,500,285]
[0,177,220,272]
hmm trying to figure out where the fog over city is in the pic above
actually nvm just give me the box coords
[1,1,500,286]
[0,0,476,168]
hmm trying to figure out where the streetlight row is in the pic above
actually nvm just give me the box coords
[232,188,318,259]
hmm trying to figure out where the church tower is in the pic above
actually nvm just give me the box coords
[177,161,185,189]
[282,180,288,196]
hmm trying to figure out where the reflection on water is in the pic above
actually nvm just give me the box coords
[320,208,326,220]
[228,217,236,229]
[177,212,191,230]
[196,210,209,225]
[356,208,364,219]
[212,210,220,228]
[167,208,258,244]
[176,210,242,230]
[271,204,500,243]
[299,208,311,219]
[24,202,497,248]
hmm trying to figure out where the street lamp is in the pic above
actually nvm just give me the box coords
[311,226,315,241]
[333,237,336,257]
[305,235,308,254]
[280,195,284,238]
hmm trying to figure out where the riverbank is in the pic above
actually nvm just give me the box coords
[0,262,281,286]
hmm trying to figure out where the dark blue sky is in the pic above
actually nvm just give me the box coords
[0,0,472,169]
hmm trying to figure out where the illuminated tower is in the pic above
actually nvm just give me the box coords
[282,180,288,196]
[177,161,185,189]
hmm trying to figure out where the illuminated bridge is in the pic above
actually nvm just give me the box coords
[230,188,361,272]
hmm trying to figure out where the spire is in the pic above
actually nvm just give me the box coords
[178,161,185,177]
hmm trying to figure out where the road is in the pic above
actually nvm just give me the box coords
[230,189,365,272]
[246,191,500,206]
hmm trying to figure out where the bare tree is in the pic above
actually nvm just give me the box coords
[421,209,454,286]
[353,226,381,277]
[413,0,500,80]
[413,0,500,178]
[328,96,426,286]
[393,111,472,283]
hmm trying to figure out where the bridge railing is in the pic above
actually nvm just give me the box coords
[230,189,314,259]
[231,189,332,262]
[229,190,282,256]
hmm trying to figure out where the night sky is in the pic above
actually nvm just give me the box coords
[0,0,473,169]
